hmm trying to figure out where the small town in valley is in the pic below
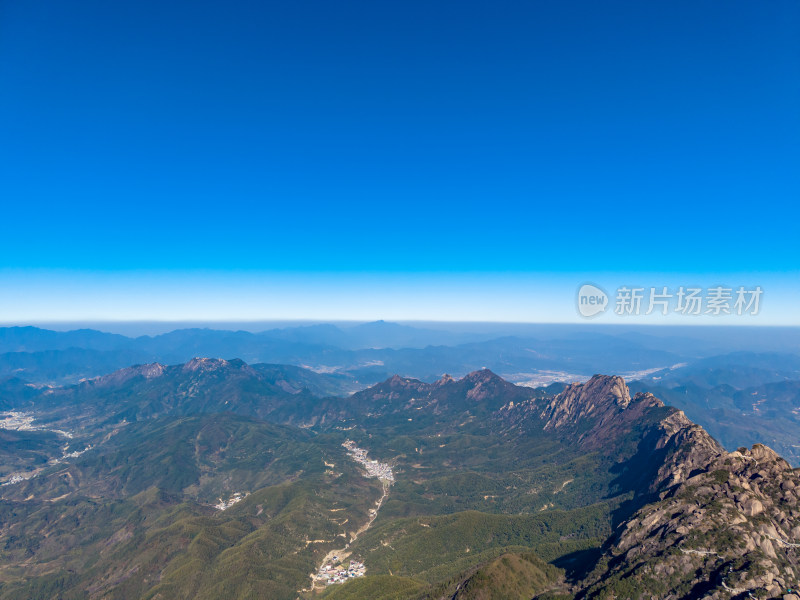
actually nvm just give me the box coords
[341,439,394,482]
[313,557,366,586]
[0,411,73,438]
[307,441,393,588]
[214,491,248,511]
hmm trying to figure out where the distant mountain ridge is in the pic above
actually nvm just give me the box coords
[5,323,798,387]
[631,354,800,466]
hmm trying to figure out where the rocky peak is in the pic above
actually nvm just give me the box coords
[497,375,662,444]
[383,374,426,390]
[586,440,800,597]
[88,362,166,388]
[182,357,230,373]
[736,442,788,466]
[138,363,167,379]
[650,410,724,493]
[434,373,455,386]
[590,374,632,406]
[462,369,502,384]
[631,390,663,407]
[350,370,533,417]
[540,374,632,432]
[460,369,517,403]
[355,374,429,405]
[535,375,725,488]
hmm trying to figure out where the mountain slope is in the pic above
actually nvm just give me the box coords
[498,375,800,598]
[8,358,327,434]
[0,414,383,600]
[451,551,563,600]
[631,376,800,466]
[2,364,799,599]
[579,444,800,598]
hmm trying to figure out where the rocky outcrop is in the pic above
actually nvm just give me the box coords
[581,443,800,598]
[433,373,455,387]
[524,375,723,494]
[540,375,633,430]
[181,357,255,375]
[649,408,723,494]
[86,362,167,388]
[502,374,798,597]
[463,369,521,402]
[537,376,665,449]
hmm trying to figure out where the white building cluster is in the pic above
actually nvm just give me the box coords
[314,557,366,585]
[0,411,72,438]
[1,444,92,487]
[341,440,394,482]
[214,491,247,511]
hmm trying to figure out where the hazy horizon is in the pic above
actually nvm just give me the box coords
[1,270,798,325]
[4,319,800,339]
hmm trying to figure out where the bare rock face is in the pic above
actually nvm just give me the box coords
[500,373,797,597]
[434,373,455,387]
[650,409,723,494]
[87,362,167,388]
[530,375,724,495]
[363,374,430,404]
[464,369,513,401]
[182,357,237,373]
[540,375,633,431]
[536,375,685,458]
[581,442,800,598]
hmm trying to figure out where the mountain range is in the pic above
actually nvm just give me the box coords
[0,356,798,599]
[4,322,800,467]
[2,324,798,387]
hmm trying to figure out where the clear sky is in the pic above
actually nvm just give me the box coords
[1,1,798,323]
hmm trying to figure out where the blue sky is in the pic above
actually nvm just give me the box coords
[1,1,798,322]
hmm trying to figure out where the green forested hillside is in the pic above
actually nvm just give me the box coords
[0,415,383,599]
[450,551,564,600]
[346,506,610,584]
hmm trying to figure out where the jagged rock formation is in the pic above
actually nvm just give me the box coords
[67,362,167,390]
[540,375,633,431]
[500,375,800,598]
[501,375,724,497]
[579,443,800,598]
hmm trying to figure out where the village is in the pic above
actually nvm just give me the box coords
[0,411,73,438]
[307,440,393,588]
[214,491,248,511]
[1,443,93,487]
[341,439,394,482]
[313,556,366,586]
